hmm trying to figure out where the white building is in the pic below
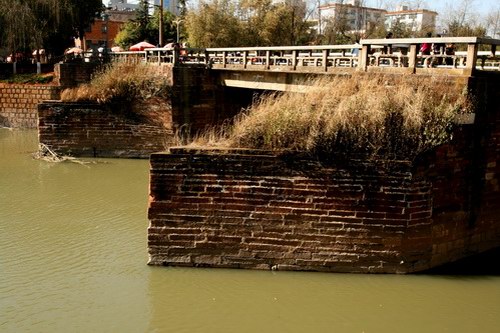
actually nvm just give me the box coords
[107,0,179,15]
[107,0,138,11]
[385,6,438,32]
[318,0,386,34]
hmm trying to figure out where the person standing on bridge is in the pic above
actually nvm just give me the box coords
[419,32,433,67]
[383,32,393,54]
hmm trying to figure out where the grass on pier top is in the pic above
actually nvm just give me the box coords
[60,61,171,104]
[191,74,472,161]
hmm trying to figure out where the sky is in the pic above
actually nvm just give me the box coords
[365,0,498,16]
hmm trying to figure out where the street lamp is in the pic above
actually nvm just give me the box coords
[173,18,184,43]
[102,11,110,57]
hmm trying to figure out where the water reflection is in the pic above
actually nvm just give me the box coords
[1,129,500,333]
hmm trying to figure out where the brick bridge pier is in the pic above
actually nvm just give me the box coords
[146,37,500,273]
[38,37,500,273]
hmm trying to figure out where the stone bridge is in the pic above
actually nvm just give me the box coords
[38,37,500,273]
[115,36,500,92]
[141,37,500,273]
[104,36,500,138]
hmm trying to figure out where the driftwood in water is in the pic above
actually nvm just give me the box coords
[33,143,90,165]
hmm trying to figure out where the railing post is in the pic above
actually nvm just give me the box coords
[173,48,179,65]
[205,49,210,66]
[408,44,418,73]
[243,51,248,69]
[466,43,478,74]
[322,49,328,72]
[292,50,297,70]
[222,51,227,68]
[358,44,370,71]
[265,50,270,70]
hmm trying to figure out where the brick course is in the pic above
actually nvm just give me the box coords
[0,84,60,128]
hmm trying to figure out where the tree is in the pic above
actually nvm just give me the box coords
[135,0,153,42]
[321,2,351,45]
[115,1,177,48]
[0,0,102,60]
[390,20,415,38]
[446,20,486,37]
[238,0,273,46]
[259,1,312,46]
[185,0,244,47]
[70,0,105,42]
[185,0,313,47]
[485,7,500,38]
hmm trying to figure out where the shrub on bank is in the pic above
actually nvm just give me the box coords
[60,62,172,104]
[194,74,472,161]
[0,73,53,84]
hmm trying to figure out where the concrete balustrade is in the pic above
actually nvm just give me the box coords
[111,37,500,75]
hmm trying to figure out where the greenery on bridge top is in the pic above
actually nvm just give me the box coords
[193,74,472,161]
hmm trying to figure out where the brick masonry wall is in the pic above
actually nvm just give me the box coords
[171,66,261,136]
[423,75,500,269]
[38,101,173,158]
[147,75,500,274]
[171,66,218,134]
[0,84,60,128]
[37,65,227,157]
[148,151,437,273]
[54,62,102,88]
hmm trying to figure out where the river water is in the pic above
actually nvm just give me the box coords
[1,129,499,333]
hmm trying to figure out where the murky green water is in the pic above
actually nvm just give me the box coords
[1,129,500,333]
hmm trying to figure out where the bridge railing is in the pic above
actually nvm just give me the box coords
[110,37,500,74]
[204,45,359,71]
[111,50,148,64]
[359,37,500,74]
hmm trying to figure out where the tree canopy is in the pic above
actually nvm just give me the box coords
[0,0,103,59]
[185,0,314,47]
[115,1,178,48]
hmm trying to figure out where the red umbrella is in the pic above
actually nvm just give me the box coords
[129,41,156,51]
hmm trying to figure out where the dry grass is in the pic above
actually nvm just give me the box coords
[192,74,472,161]
[60,62,172,104]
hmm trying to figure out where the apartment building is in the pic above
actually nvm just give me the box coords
[318,0,386,34]
[385,6,438,32]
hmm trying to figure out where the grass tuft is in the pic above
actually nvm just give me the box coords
[60,62,172,104]
[191,74,472,161]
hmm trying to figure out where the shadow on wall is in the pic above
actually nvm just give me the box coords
[421,247,500,276]
[0,115,9,128]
